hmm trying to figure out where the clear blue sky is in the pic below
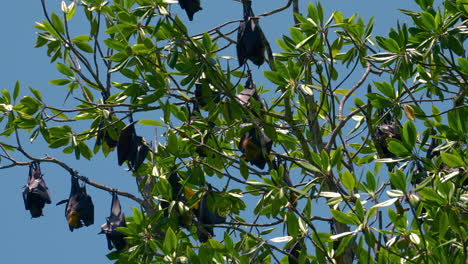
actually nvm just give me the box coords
[0,1,420,263]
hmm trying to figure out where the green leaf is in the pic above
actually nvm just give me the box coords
[202,32,212,50]
[389,169,407,192]
[13,81,20,101]
[330,209,358,225]
[387,139,410,156]
[77,142,92,160]
[263,71,287,86]
[29,87,43,101]
[419,187,444,205]
[457,57,468,75]
[132,207,143,224]
[286,212,299,237]
[420,12,436,30]
[138,119,163,127]
[401,121,417,149]
[74,41,94,53]
[103,39,127,51]
[339,170,355,192]
[71,35,91,42]
[49,79,71,86]
[440,153,465,168]
[297,161,321,173]
[163,227,177,253]
[374,82,395,99]
[56,63,74,77]
[51,12,65,34]
[48,137,70,148]
[167,132,178,155]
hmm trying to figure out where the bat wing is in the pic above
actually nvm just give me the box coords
[237,88,256,107]
[31,178,52,204]
[117,122,137,165]
[128,137,148,171]
[179,0,202,21]
[80,184,95,226]
[237,21,247,66]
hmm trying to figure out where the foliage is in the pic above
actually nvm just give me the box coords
[1,0,467,263]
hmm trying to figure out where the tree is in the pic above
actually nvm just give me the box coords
[1,0,466,263]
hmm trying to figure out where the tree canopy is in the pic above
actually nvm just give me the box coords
[1,0,467,263]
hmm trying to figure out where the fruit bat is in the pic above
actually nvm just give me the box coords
[237,0,266,66]
[100,192,127,251]
[375,111,401,158]
[236,70,262,108]
[239,127,272,169]
[96,116,118,149]
[161,173,194,228]
[195,187,226,242]
[22,162,51,218]
[287,238,304,264]
[195,80,221,110]
[179,0,202,21]
[57,176,94,231]
[189,101,201,124]
[117,121,149,171]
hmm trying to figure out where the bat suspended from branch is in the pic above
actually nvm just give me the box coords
[57,175,94,231]
[117,121,149,172]
[374,110,402,158]
[237,0,267,66]
[195,186,227,242]
[165,173,226,242]
[238,126,272,169]
[96,115,118,149]
[100,192,127,251]
[236,70,264,110]
[23,162,51,218]
[237,72,272,169]
[179,0,202,21]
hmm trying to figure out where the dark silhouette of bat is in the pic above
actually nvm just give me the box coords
[117,121,149,171]
[100,192,127,251]
[237,0,266,66]
[195,186,226,242]
[239,127,272,169]
[164,173,225,242]
[179,0,202,21]
[96,116,118,149]
[194,81,220,110]
[236,70,264,112]
[287,238,304,264]
[23,162,51,218]
[375,111,401,158]
[57,175,94,231]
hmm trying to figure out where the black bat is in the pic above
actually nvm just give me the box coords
[57,175,94,231]
[238,127,272,169]
[96,116,118,149]
[237,0,266,66]
[375,111,401,158]
[195,81,221,110]
[100,192,127,251]
[179,0,202,21]
[23,162,51,218]
[287,238,304,264]
[195,186,226,242]
[236,70,262,108]
[117,121,149,171]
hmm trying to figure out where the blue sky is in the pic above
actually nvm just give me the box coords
[0,1,420,263]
